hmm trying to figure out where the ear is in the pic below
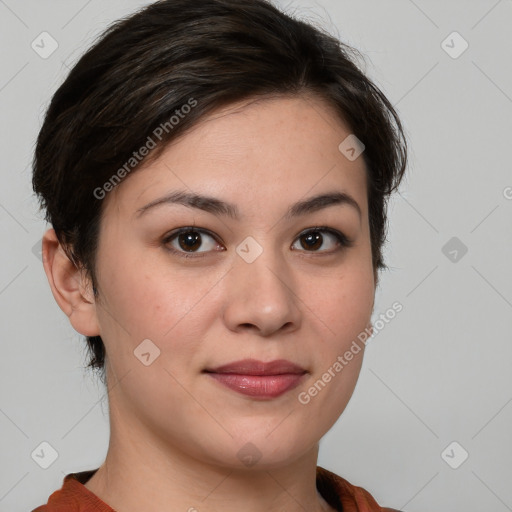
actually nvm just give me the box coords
[41,228,100,336]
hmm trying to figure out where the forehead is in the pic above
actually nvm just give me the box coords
[105,94,368,219]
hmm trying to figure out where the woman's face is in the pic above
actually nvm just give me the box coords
[90,94,375,469]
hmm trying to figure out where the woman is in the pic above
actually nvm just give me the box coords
[31,0,407,510]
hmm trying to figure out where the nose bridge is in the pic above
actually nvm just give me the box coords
[223,234,301,334]
[234,235,290,299]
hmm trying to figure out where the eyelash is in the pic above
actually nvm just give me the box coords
[161,226,353,259]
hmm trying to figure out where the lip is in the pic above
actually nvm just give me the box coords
[205,358,306,375]
[203,359,307,399]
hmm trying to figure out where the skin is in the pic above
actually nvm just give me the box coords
[42,94,376,512]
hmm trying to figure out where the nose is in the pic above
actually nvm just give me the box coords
[222,244,302,337]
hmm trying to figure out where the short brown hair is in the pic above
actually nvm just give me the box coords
[32,0,407,381]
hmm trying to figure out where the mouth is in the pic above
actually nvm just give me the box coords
[203,359,307,400]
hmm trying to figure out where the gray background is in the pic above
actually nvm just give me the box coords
[1,0,511,511]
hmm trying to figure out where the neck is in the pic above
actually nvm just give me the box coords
[85,410,334,512]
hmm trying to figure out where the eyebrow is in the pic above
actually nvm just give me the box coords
[135,190,362,221]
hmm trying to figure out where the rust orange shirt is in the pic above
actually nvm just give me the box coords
[32,466,400,512]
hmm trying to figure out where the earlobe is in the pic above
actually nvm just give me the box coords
[41,228,100,336]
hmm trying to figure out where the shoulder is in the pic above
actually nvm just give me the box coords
[316,466,403,512]
[30,469,107,512]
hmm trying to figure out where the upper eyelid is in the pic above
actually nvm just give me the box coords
[163,227,219,243]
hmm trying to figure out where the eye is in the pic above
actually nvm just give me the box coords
[163,228,224,258]
[291,227,352,253]
[162,226,352,259]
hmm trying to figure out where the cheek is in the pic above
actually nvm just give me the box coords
[311,265,374,343]
[95,252,228,385]
[97,249,214,336]
[300,263,373,416]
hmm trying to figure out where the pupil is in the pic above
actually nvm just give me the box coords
[302,231,322,250]
[179,232,200,251]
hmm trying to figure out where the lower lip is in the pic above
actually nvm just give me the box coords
[206,373,305,399]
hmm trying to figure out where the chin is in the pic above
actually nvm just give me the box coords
[203,429,315,471]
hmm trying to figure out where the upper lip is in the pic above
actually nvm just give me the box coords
[204,359,307,376]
